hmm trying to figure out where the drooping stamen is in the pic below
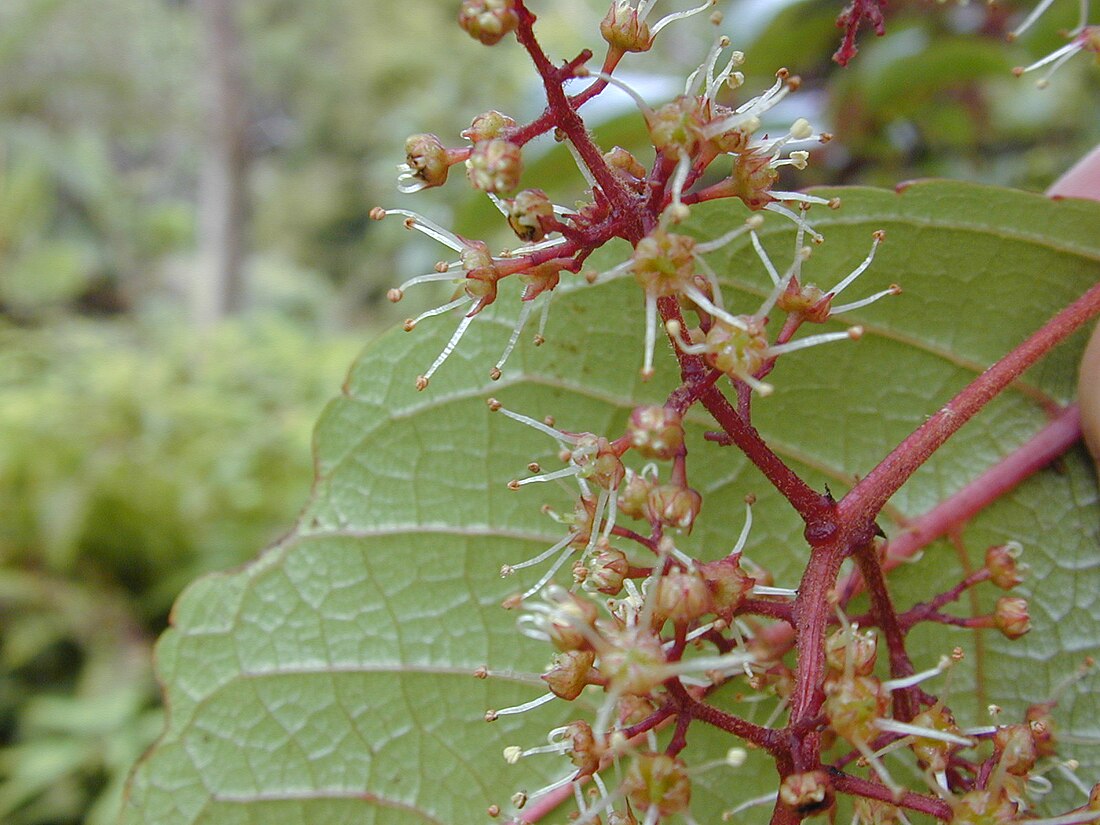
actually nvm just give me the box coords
[374,207,468,252]
[706,47,745,102]
[682,282,743,329]
[752,585,798,598]
[528,771,579,801]
[395,267,463,294]
[723,792,779,819]
[684,34,729,96]
[417,312,476,389]
[749,229,781,286]
[763,202,824,242]
[642,293,658,379]
[514,464,582,488]
[828,231,885,300]
[487,691,557,720]
[881,655,950,692]
[492,298,537,379]
[522,541,582,600]
[501,532,577,577]
[667,154,693,215]
[650,0,718,36]
[695,215,762,254]
[405,295,472,330]
[492,403,582,445]
[592,71,655,117]
[872,718,975,747]
[770,191,834,207]
[1009,0,1060,40]
[763,326,862,358]
[535,289,553,345]
[830,285,901,316]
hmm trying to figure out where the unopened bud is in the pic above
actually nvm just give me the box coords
[618,468,654,519]
[600,1,653,52]
[627,406,685,460]
[985,542,1026,590]
[506,188,554,242]
[458,0,519,45]
[467,138,523,193]
[994,596,1031,639]
[994,724,1038,776]
[623,753,692,816]
[654,566,714,625]
[542,650,596,700]
[463,110,517,143]
[779,770,832,814]
[645,483,703,532]
[825,625,878,677]
[588,544,629,595]
[403,133,451,188]
[547,588,599,652]
[700,557,754,622]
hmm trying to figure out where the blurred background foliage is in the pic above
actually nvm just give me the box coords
[0,0,1096,822]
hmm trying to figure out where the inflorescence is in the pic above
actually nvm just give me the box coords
[375,2,1100,824]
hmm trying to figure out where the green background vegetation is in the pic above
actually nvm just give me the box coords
[0,0,1097,823]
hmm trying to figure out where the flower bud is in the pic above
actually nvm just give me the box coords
[654,566,713,625]
[994,596,1031,639]
[604,145,647,182]
[600,1,653,52]
[700,557,755,622]
[458,0,519,45]
[466,138,523,193]
[587,544,629,595]
[399,133,455,191]
[623,753,691,816]
[646,96,707,160]
[854,797,901,825]
[1024,702,1057,757]
[994,724,1039,776]
[542,650,596,700]
[645,483,703,532]
[462,110,517,143]
[779,770,832,815]
[909,704,963,772]
[631,229,697,297]
[618,468,654,520]
[823,674,887,744]
[506,188,554,242]
[563,720,602,776]
[599,626,667,696]
[627,406,684,460]
[951,789,1018,825]
[546,588,599,651]
[825,625,878,678]
[985,543,1026,590]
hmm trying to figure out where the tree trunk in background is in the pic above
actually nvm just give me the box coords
[194,0,249,326]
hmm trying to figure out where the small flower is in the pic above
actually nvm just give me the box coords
[458,0,519,46]
[600,0,719,53]
[986,542,1027,590]
[467,138,524,193]
[779,770,832,815]
[622,752,693,818]
[994,596,1031,639]
[396,133,466,193]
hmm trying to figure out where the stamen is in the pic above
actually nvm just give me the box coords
[650,0,718,36]
[695,215,761,253]
[492,403,581,445]
[830,285,901,316]
[564,138,600,190]
[882,656,950,691]
[593,71,654,117]
[754,245,811,321]
[487,691,557,720]
[828,232,885,299]
[682,283,743,329]
[1009,0,1059,40]
[405,295,473,330]
[763,202,823,242]
[535,289,553,345]
[493,298,536,379]
[373,207,468,252]
[642,293,658,379]
[514,464,582,487]
[501,532,576,576]
[418,312,476,389]
[667,154,693,216]
[751,585,798,598]
[763,326,862,358]
[396,268,462,293]
[769,191,834,207]
[749,230,781,285]
[528,771,579,801]
[522,541,581,600]
[723,791,778,820]
[872,718,975,747]
[706,47,745,101]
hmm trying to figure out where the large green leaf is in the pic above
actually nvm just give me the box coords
[122,181,1100,824]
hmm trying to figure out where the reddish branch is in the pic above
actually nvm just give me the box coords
[833,0,889,65]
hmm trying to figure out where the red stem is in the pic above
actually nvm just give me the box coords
[841,281,1100,528]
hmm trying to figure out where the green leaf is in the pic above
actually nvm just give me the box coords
[122,181,1100,824]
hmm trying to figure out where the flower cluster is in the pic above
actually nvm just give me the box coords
[376,3,1100,824]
